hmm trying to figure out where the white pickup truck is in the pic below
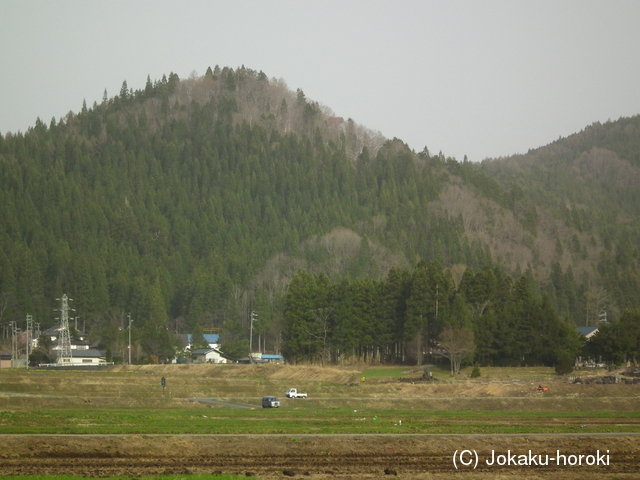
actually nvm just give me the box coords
[285,388,307,398]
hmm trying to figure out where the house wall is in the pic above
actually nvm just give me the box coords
[199,352,226,364]
[207,353,226,364]
[70,357,103,365]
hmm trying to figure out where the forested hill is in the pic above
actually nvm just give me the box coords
[0,66,638,365]
[478,116,640,320]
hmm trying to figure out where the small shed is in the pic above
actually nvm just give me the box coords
[261,354,284,364]
[0,351,12,368]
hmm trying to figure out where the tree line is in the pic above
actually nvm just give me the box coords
[282,261,583,371]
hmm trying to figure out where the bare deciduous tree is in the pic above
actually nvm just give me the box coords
[438,326,475,376]
[583,281,609,326]
[309,307,333,365]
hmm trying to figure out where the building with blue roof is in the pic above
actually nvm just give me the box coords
[576,326,599,340]
[176,333,220,350]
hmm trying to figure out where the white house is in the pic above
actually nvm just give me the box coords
[42,325,88,343]
[69,349,107,365]
[41,325,91,352]
[191,348,227,364]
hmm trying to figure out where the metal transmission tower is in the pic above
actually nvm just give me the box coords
[57,294,72,364]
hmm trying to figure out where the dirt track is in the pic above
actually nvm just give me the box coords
[1,435,639,479]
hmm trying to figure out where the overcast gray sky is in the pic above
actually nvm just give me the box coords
[1,1,639,161]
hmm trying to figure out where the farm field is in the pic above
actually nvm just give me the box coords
[0,363,639,479]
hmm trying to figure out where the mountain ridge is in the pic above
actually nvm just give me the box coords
[0,66,638,364]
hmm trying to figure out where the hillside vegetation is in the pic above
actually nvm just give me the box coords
[480,117,640,319]
[0,66,638,367]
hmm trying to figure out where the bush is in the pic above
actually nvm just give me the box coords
[554,349,574,375]
[469,362,481,378]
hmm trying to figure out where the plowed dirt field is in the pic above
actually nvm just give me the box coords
[1,434,638,479]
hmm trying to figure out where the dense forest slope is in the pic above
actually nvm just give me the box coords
[0,66,638,365]
[479,117,640,321]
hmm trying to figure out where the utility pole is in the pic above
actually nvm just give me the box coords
[26,314,33,369]
[10,321,18,368]
[435,283,439,322]
[128,312,133,366]
[599,309,608,325]
[249,311,257,363]
[429,283,438,364]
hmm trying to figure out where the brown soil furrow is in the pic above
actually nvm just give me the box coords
[0,435,639,479]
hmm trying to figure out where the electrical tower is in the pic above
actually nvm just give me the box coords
[57,294,72,364]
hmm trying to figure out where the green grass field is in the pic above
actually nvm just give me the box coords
[0,405,638,435]
[0,363,638,435]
